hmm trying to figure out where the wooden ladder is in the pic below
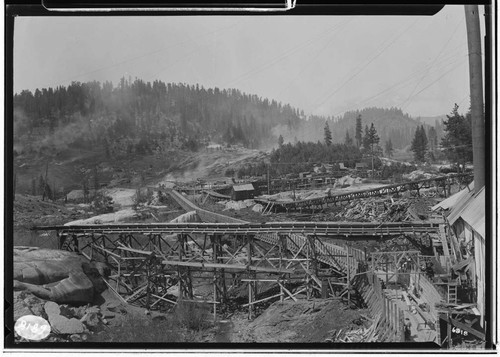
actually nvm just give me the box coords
[447,283,458,304]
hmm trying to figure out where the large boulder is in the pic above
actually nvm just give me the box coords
[14,247,106,304]
[14,247,87,285]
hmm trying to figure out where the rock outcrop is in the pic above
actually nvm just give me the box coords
[14,247,106,304]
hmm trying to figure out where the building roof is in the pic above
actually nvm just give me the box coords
[232,183,255,192]
[431,181,475,211]
[459,187,485,238]
[445,185,485,238]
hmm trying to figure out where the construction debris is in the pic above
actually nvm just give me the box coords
[330,196,434,222]
[403,170,437,181]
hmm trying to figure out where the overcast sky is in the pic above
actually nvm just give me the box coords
[13,5,487,118]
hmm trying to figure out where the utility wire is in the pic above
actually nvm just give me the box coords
[399,18,465,111]
[312,19,419,112]
[399,56,468,108]
[223,21,350,88]
[274,19,354,100]
[328,44,468,118]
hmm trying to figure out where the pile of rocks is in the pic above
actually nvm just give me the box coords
[14,289,128,342]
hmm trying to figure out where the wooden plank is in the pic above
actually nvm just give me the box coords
[161,259,294,274]
[180,299,220,304]
[278,282,298,302]
[301,266,322,286]
[117,245,154,255]
[102,279,128,304]
[91,244,121,258]
[150,293,177,306]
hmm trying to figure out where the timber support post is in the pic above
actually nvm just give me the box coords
[247,235,255,319]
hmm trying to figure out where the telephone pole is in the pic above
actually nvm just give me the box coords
[464,5,485,191]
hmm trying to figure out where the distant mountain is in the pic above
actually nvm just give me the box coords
[275,107,438,150]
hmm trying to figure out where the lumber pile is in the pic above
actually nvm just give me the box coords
[342,197,413,222]
[331,196,433,222]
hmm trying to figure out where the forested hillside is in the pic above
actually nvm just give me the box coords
[276,107,445,150]
[14,79,445,159]
[13,78,303,157]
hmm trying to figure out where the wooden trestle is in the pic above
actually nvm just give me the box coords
[51,228,365,318]
[255,173,472,213]
[34,221,441,321]
[32,187,449,323]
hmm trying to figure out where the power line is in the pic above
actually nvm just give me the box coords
[223,21,350,88]
[328,44,468,118]
[312,19,419,112]
[400,56,468,110]
[399,18,465,110]
[274,19,354,101]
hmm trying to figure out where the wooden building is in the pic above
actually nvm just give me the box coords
[355,162,367,170]
[433,182,486,327]
[231,183,255,201]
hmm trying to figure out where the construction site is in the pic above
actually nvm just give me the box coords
[9,4,491,350]
[23,168,486,348]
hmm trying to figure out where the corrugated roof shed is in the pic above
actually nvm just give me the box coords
[233,183,254,192]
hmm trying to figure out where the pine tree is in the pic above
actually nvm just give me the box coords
[344,130,353,146]
[365,123,380,177]
[441,104,473,171]
[355,114,362,148]
[362,125,370,152]
[427,127,438,153]
[411,125,428,162]
[324,121,332,146]
[385,139,393,158]
[278,134,284,147]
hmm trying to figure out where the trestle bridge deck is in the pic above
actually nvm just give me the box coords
[254,173,472,213]
[39,221,440,237]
